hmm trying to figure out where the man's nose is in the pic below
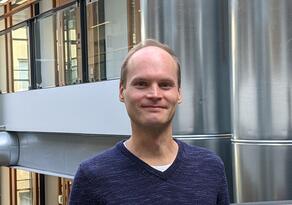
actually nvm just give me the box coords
[146,84,162,99]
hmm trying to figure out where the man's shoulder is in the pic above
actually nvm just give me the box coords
[78,141,123,174]
[178,139,224,168]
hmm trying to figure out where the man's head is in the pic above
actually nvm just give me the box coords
[120,39,181,89]
[119,39,182,129]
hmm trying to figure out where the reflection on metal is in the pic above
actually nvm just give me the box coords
[231,0,292,203]
[231,200,292,205]
[0,131,19,165]
[233,143,292,202]
[141,0,230,135]
[16,132,127,177]
[230,0,292,141]
[232,139,292,145]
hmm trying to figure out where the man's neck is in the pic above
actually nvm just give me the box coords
[125,124,178,166]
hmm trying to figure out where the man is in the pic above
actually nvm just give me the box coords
[69,39,230,205]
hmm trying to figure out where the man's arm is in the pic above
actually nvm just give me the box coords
[69,164,99,205]
[217,163,230,205]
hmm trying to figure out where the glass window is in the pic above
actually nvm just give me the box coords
[0,19,5,31]
[62,6,82,85]
[58,177,73,205]
[0,6,4,15]
[55,0,75,8]
[35,4,82,88]
[0,7,5,31]
[35,14,56,88]
[11,0,29,7]
[38,0,53,13]
[86,0,141,82]
[87,0,133,82]
[16,170,33,205]
[0,33,7,93]
[12,26,30,92]
[12,6,31,25]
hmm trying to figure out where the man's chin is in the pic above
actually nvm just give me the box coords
[140,119,172,128]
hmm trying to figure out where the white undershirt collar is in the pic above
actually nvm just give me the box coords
[123,141,172,172]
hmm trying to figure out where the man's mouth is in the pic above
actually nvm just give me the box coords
[141,105,167,109]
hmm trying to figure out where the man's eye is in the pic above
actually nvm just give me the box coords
[134,81,148,88]
[160,82,173,89]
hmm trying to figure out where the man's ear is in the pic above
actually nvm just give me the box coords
[119,82,125,102]
[177,88,182,104]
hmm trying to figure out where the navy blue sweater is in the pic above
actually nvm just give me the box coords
[69,140,230,205]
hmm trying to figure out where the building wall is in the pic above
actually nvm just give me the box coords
[45,175,59,205]
[0,167,10,205]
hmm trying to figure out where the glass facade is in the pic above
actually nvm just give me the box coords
[0,19,4,31]
[16,170,33,205]
[12,26,30,92]
[0,0,141,92]
[87,0,129,82]
[38,0,53,13]
[35,4,82,88]
[35,14,56,88]
[62,6,82,85]
[0,34,7,93]
[12,6,31,25]
[0,6,4,31]
[11,0,29,7]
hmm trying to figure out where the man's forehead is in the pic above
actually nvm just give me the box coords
[129,46,173,63]
[130,46,171,59]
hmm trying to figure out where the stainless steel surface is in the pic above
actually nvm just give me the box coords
[230,0,292,140]
[141,0,231,135]
[233,143,292,202]
[231,0,292,203]
[16,132,126,176]
[231,200,292,205]
[0,131,19,165]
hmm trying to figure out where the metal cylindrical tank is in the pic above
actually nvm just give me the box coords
[141,0,230,135]
[230,0,292,202]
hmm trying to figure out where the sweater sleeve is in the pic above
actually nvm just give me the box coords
[69,164,100,205]
[217,162,230,205]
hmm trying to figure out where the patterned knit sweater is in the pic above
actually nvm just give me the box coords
[69,139,230,205]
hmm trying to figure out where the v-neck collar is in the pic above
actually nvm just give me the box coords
[117,139,185,180]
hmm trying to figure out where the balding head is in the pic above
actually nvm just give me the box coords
[120,39,181,88]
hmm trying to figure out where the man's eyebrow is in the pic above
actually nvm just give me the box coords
[131,77,148,82]
[159,79,175,83]
[131,78,176,83]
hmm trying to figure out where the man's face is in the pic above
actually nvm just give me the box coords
[119,46,182,128]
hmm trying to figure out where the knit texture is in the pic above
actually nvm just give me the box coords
[69,139,230,205]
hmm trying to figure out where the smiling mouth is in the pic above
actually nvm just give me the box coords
[141,105,167,109]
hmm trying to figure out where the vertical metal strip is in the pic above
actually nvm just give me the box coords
[39,174,45,205]
[78,0,89,83]
[28,19,36,89]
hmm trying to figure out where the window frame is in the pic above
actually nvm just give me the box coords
[9,168,40,205]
